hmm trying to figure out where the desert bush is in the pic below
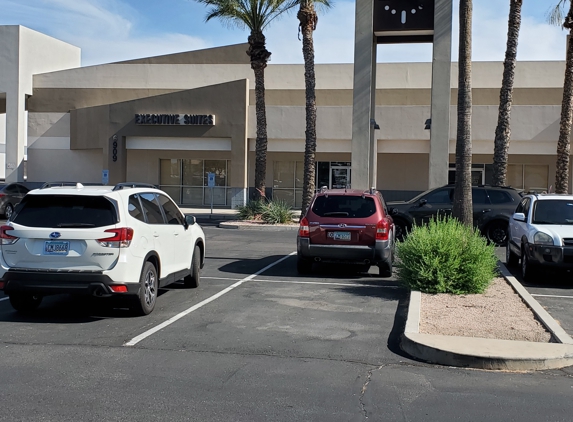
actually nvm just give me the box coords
[236,200,266,220]
[395,216,497,294]
[262,199,295,224]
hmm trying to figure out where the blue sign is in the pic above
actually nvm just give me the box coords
[102,170,109,185]
[207,172,215,188]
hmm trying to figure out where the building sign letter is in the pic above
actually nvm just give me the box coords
[134,114,215,126]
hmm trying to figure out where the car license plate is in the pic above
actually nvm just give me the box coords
[328,231,351,241]
[44,241,70,255]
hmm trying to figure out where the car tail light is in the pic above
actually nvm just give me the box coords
[299,217,310,238]
[0,193,5,197]
[0,225,18,245]
[109,285,128,293]
[376,219,389,241]
[97,228,133,248]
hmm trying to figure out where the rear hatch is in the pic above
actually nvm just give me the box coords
[308,195,378,246]
[2,194,120,271]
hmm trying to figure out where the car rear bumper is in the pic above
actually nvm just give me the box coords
[0,270,139,297]
[526,243,573,269]
[297,237,392,265]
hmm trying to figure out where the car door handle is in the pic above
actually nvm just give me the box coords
[153,233,159,238]
[482,209,492,213]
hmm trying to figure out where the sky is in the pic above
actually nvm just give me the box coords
[0,0,566,67]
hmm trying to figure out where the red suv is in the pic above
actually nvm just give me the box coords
[297,188,395,276]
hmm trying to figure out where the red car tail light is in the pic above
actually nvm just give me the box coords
[97,228,134,248]
[109,285,128,293]
[0,225,18,245]
[299,217,310,238]
[376,219,389,241]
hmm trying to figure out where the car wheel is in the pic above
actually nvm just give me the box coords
[521,248,536,283]
[506,243,519,267]
[394,219,410,242]
[4,203,14,220]
[297,255,313,274]
[132,261,158,316]
[378,263,392,278]
[485,220,508,246]
[184,245,201,288]
[9,293,42,313]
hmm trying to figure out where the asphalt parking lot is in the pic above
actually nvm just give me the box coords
[1,226,573,421]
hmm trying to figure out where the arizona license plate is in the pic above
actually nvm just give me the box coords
[44,241,70,255]
[328,231,351,241]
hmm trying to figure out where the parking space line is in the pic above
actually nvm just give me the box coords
[531,294,573,299]
[124,252,297,347]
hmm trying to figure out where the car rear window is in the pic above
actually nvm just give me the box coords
[311,196,377,218]
[12,195,118,228]
[487,190,515,204]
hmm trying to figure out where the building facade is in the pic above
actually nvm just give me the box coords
[0,26,567,206]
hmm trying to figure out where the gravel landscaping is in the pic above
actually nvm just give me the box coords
[420,277,552,342]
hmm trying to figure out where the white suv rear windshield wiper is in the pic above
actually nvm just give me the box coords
[56,223,96,228]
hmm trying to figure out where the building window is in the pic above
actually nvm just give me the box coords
[159,159,230,206]
[507,164,548,192]
[273,161,303,207]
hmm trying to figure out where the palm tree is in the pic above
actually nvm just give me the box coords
[492,0,523,187]
[297,0,331,215]
[452,0,473,225]
[194,0,298,198]
[549,0,573,193]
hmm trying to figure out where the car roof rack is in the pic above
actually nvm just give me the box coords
[112,182,158,191]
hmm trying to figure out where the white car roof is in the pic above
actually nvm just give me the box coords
[26,185,162,197]
[528,194,573,200]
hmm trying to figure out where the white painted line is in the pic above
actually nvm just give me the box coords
[124,252,296,347]
[251,279,398,288]
[532,294,573,299]
[203,276,397,288]
[0,297,9,302]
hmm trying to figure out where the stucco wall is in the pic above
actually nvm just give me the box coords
[27,149,101,183]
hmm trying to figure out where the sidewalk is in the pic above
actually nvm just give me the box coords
[181,207,302,223]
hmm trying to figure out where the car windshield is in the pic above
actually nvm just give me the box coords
[312,196,376,218]
[12,195,118,228]
[532,199,573,225]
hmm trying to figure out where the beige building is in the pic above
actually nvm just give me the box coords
[1,26,566,207]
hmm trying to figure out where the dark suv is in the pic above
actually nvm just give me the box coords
[387,185,523,246]
[297,188,395,276]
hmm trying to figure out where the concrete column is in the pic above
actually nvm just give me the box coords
[351,0,377,191]
[5,90,26,182]
[428,0,453,189]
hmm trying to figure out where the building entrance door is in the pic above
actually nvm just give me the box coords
[331,166,351,189]
[316,162,352,189]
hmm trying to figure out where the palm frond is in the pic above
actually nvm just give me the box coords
[547,0,569,27]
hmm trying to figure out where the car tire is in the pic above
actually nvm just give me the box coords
[4,203,14,220]
[9,293,42,313]
[378,263,392,278]
[184,245,201,288]
[485,220,508,247]
[132,261,158,316]
[521,248,536,283]
[394,219,410,242]
[506,243,519,267]
[297,255,313,274]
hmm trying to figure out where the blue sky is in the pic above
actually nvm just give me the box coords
[0,0,565,66]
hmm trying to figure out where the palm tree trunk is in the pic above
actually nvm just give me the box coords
[556,3,573,194]
[248,31,271,199]
[452,0,473,225]
[492,0,522,187]
[299,4,318,215]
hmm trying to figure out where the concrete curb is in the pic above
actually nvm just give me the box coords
[218,221,299,231]
[400,262,573,371]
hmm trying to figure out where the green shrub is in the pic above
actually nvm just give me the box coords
[262,199,295,224]
[236,200,266,220]
[395,216,497,294]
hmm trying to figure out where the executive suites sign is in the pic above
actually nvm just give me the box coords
[135,114,216,125]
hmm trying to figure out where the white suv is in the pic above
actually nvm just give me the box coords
[0,183,206,315]
[507,193,573,281]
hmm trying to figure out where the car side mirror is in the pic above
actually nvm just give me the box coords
[418,199,427,207]
[185,215,196,227]
[512,212,526,222]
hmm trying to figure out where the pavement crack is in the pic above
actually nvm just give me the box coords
[359,365,385,419]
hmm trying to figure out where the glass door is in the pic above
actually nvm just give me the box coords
[331,166,351,189]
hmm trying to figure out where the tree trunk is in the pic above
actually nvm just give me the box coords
[556,4,573,194]
[298,4,318,216]
[452,0,473,225]
[492,0,522,187]
[247,31,271,199]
